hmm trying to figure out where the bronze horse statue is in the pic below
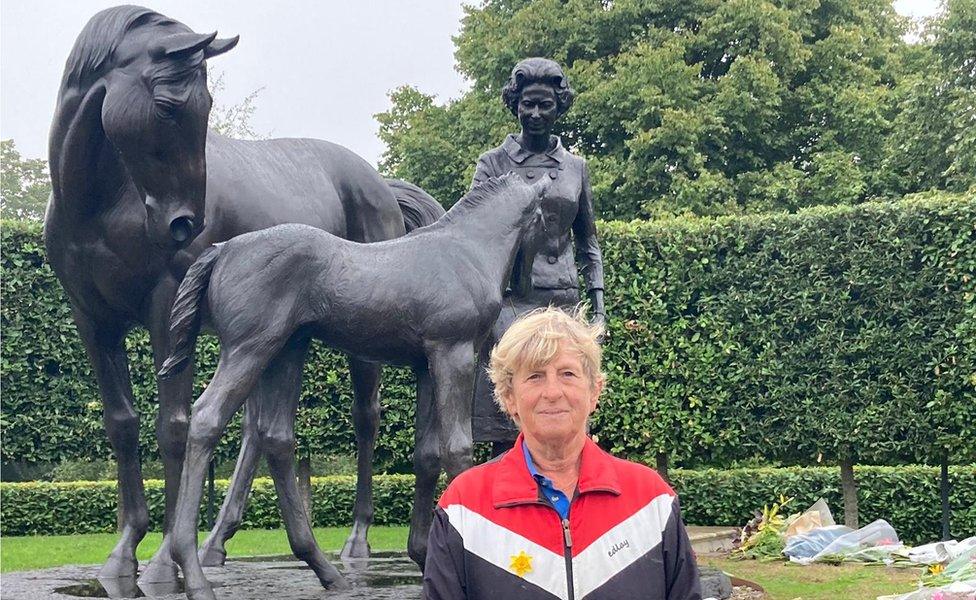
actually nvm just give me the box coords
[157,174,549,599]
[44,5,443,583]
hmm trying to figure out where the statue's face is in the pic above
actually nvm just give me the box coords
[518,83,559,137]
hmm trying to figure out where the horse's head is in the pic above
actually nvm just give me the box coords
[97,16,237,248]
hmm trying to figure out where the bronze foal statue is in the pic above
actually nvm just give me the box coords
[158,174,549,599]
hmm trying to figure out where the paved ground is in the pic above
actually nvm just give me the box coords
[2,528,741,600]
[1,554,423,600]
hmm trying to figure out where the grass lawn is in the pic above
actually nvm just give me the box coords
[702,556,924,600]
[1,526,408,573]
[2,528,926,599]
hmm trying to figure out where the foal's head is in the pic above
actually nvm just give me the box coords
[458,173,551,296]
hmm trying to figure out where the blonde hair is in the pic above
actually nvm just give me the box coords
[487,306,604,414]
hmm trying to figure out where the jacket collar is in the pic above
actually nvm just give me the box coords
[501,134,568,165]
[492,433,621,508]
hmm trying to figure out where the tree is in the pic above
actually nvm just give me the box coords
[1,139,51,221]
[377,0,928,219]
[207,68,266,140]
[882,0,976,194]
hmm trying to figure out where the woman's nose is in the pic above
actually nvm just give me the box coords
[540,375,562,398]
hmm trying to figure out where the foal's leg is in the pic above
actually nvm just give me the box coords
[73,313,148,580]
[166,350,270,600]
[341,357,382,559]
[407,366,440,569]
[429,343,476,479]
[256,338,348,590]
[197,399,262,566]
[406,345,476,571]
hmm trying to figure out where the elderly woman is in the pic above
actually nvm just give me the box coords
[425,308,701,600]
[471,57,605,449]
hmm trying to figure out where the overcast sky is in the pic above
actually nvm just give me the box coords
[1,0,941,168]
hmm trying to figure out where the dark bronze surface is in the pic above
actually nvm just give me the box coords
[44,6,443,585]
[470,58,606,443]
[158,174,549,599]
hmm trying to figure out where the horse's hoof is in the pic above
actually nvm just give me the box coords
[137,580,186,597]
[311,560,351,591]
[137,557,179,584]
[96,575,139,598]
[97,554,138,580]
[340,537,371,559]
[320,573,351,591]
[198,544,227,567]
[185,583,218,600]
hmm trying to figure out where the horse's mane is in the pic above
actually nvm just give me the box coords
[59,5,176,93]
[435,173,526,229]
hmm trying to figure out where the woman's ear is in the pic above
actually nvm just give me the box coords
[589,375,604,411]
[502,390,518,421]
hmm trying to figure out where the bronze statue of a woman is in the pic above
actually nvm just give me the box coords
[471,57,605,447]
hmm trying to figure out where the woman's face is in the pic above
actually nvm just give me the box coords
[503,342,601,446]
[518,83,559,137]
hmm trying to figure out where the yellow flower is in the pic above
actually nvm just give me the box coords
[510,550,533,577]
[929,563,945,575]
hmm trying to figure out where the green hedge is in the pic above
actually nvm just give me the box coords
[2,191,974,470]
[2,466,973,545]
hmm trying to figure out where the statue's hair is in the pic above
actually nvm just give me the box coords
[501,58,575,118]
[60,6,174,92]
[488,306,604,421]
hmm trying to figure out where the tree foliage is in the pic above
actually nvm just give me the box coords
[206,68,266,140]
[1,140,51,222]
[377,0,974,219]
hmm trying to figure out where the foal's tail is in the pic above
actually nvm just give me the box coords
[386,178,446,232]
[159,244,224,379]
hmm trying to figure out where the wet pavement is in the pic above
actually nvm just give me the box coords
[1,553,422,600]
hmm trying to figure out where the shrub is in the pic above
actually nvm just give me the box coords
[2,191,973,471]
[2,465,973,545]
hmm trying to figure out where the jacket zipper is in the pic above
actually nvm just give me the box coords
[496,499,579,598]
[562,517,574,600]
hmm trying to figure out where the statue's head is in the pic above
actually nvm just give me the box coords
[102,26,237,249]
[60,7,238,249]
[501,58,575,136]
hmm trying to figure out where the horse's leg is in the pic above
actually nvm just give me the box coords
[197,398,262,566]
[429,343,476,480]
[141,283,195,582]
[256,338,348,590]
[166,349,269,600]
[73,311,148,580]
[340,357,382,559]
[407,365,440,569]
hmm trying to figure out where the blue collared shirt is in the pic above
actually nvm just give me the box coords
[522,440,571,519]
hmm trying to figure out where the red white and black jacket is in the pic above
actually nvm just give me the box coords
[423,435,702,600]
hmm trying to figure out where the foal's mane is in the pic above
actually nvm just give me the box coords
[59,6,178,95]
[434,173,526,230]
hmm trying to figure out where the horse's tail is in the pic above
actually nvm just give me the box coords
[386,179,445,232]
[159,244,224,379]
